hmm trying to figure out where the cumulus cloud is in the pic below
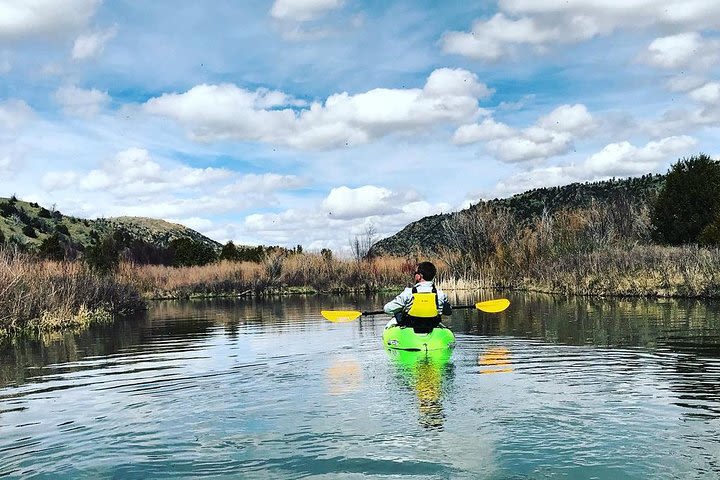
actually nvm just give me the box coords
[641,32,720,70]
[494,135,697,196]
[454,104,595,163]
[144,68,491,150]
[321,185,406,219]
[689,82,720,104]
[241,194,450,252]
[54,85,110,117]
[0,99,34,129]
[43,147,232,196]
[0,0,99,41]
[72,26,117,60]
[442,1,720,61]
[584,135,697,177]
[270,0,343,21]
[219,173,305,195]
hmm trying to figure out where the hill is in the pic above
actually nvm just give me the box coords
[0,196,220,255]
[371,174,665,256]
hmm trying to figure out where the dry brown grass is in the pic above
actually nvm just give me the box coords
[0,249,143,337]
[121,253,448,298]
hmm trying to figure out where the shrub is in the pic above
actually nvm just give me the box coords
[22,224,37,238]
[652,154,720,244]
[38,233,65,261]
[85,235,120,273]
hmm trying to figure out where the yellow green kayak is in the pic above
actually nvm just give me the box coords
[382,325,455,351]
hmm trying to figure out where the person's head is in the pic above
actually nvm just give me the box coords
[415,261,436,281]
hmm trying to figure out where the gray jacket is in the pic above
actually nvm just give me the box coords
[383,280,452,316]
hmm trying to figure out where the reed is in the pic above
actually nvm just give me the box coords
[0,249,144,337]
[121,254,425,298]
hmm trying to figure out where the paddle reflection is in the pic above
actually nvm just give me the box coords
[478,347,513,375]
[387,349,454,430]
[326,356,363,396]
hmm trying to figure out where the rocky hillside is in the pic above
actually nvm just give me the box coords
[0,196,220,254]
[371,174,665,256]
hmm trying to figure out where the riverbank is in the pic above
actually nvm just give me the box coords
[0,251,144,339]
[4,244,720,340]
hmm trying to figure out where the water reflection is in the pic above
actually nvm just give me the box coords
[478,347,513,375]
[386,348,454,430]
[326,356,363,396]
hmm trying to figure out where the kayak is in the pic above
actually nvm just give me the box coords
[382,325,455,352]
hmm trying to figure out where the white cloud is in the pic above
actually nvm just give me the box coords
[584,135,697,177]
[72,26,117,60]
[0,99,33,129]
[454,104,594,163]
[537,104,595,136]
[443,1,720,61]
[689,82,720,104]
[219,173,305,195]
[0,0,99,40]
[41,171,79,190]
[239,195,450,252]
[321,185,402,219]
[441,13,581,62]
[494,135,697,196]
[46,147,233,196]
[666,75,707,93]
[144,68,491,150]
[54,85,110,117]
[642,32,720,70]
[270,0,343,21]
[453,118,515,144]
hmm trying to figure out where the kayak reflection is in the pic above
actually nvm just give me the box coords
[386,348,454,430]
[478,347,513,375]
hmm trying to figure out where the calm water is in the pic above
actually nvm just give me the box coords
[2,292,720,479]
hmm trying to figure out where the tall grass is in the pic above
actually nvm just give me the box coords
[0,249,144,337]
[439,196,720,297]
[120,254,430,298]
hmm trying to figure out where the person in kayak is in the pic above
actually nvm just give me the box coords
[383,261,452,333]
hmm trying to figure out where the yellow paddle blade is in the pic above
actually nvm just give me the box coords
[475,298,510,313]
[321,310,363,322]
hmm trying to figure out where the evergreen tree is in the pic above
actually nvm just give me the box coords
[85,235,120,273]
[39,233,65,261]
[652,154,720,245]
[220,241,239,261]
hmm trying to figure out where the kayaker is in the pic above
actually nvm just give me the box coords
[383,261,452,333]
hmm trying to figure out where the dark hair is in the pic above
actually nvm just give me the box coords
[416,261,436,281]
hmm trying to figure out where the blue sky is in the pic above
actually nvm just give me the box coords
[2,0,720,253]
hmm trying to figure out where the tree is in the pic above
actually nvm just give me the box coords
[169,238,218,267]
[85,235,120,273]
[350,224,377,263]
[652,154,720,245]
[220,241,239,261]
[22,224,37,238]
[38,233,65,261]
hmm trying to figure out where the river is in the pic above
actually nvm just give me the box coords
[1,292,720,479]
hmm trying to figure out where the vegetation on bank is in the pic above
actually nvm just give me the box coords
[2,153,720,338]
[433,154,720,297]
[0,250,144,338]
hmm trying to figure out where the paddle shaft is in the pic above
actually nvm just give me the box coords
[361,304,477,317]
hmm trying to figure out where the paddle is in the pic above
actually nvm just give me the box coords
[321,298,510,323]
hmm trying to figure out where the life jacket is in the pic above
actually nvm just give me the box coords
[401,285,442,333]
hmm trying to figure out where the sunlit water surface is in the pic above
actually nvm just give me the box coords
[2,293,720,479]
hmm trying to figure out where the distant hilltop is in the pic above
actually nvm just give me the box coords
[0,196,220,256]
[371,174,665,256]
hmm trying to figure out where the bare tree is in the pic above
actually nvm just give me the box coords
[350,224,377,263]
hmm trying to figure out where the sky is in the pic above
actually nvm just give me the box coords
[1,0,720,254]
